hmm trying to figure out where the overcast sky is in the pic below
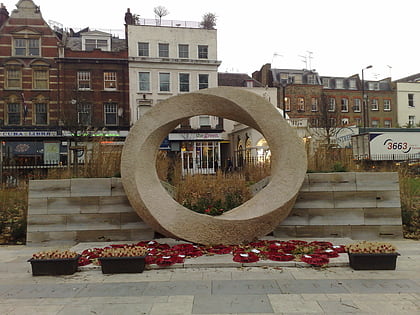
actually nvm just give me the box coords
[4,0,419,80]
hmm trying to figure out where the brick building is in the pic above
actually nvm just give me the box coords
[0,0,65,171]
[252,63,397,129]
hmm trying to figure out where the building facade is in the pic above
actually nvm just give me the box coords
[125,10,222,175]
[0,0,66,175]
[394,74,420,127]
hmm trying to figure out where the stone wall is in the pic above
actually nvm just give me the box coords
[27,172,403,245]
[275,172,403,239]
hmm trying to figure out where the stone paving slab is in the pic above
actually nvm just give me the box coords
[212,280,282,295]
[276,279,350,294]
[193,294,274,314]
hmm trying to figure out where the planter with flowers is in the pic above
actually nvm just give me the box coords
[98,245,148,274]
[28,250,80,276]
[346,241,399,270]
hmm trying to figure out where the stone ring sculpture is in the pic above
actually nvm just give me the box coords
[121,87,307,245]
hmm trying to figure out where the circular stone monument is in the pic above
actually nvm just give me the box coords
[121,87,307,245]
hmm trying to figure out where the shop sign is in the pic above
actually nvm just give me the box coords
[168,133,222,141]
[0,131,58,137]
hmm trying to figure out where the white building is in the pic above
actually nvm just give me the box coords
[394,74,420,127]
[125,13,222,174]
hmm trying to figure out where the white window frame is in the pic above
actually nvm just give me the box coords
[35,103,47,125]
[158,43,169,57]
[341,98,349,112]
[178,44,189,58]
[77,104,91,126]
[328,98,336,111]
[104,71,117,90]
[348,79,357,89]
[104,103,118,126]
[138,42,149,56]
[14,38,40,56]
[297,97,305,112]
[84,38,109,51]
[371,99,379,111]
[179,73,190,92]
[198,74,209,90]
[198,45,208,59]
[284,97,291,111]
[159,72,170,92]
[322,78,330,88]
[383,99,391,111]
[138,72,150,92]
[408,93,414,107]
[335,79,344,89]
[311,97,318,111]
[353,98,361,112]
[384,120,391,128]
[77,71,91,90]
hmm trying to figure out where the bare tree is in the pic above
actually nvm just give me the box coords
[154,6,169,25]
[201,12,217,29]
[311,93,341,148]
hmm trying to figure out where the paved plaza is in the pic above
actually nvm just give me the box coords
[0,238,419,314]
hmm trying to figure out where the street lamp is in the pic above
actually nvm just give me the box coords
[279,79,289,119]
[361,65,372,129]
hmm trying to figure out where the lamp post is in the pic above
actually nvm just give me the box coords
[279,79,288,119]
[361,65,372,129]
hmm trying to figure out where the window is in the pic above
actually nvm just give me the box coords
[408,93,414,107]
[35,103,47,125]
[328,98,336,111]
[371,119,379,127]
[322,78,330,88]
[159,73,170,92]
[355,117,362,127]
[85,39,108,51]
[384,120,391,128]
[310,118,319,127]
[311,97,318,111]
[14,38,39,56]
[138,42,149,56]
[329,118,337,126]
[158,43,169,57]
[104,103,118,125]
[199,74,209,90]
[284,97,291,111]
[6,68,21,89]
[341,98,349,112]
[384,99,391,111]
[368,82,379,90]
[77,71,91,90]
[33,69,48,89]
[77,104,91,126]
[297,97,305,112]
[138,72,150,91]
[179,73,190,92]
[178,44,189,58]
[198,45,208,59]
[408,115,415,127]
[307,75,316,85]
[335,79,344,89]
[371,99,379,111]
[104,71,117,90]
[348,79,356,89]
[199,115,210,127]
[341,118,349,125]
[353,98,361,112]
[8,103,20,125]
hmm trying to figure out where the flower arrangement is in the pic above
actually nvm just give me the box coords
[99,246,148,257]
[346,241,397,254]
[31,250,79,260]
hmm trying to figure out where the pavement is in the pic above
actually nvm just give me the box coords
[0,237,419,314]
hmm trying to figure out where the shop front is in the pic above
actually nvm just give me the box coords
[168,132,223,175]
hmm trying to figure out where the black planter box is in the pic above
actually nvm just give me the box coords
[28,255,80,276]
[348,253,399,270]
[99,256,146,274]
